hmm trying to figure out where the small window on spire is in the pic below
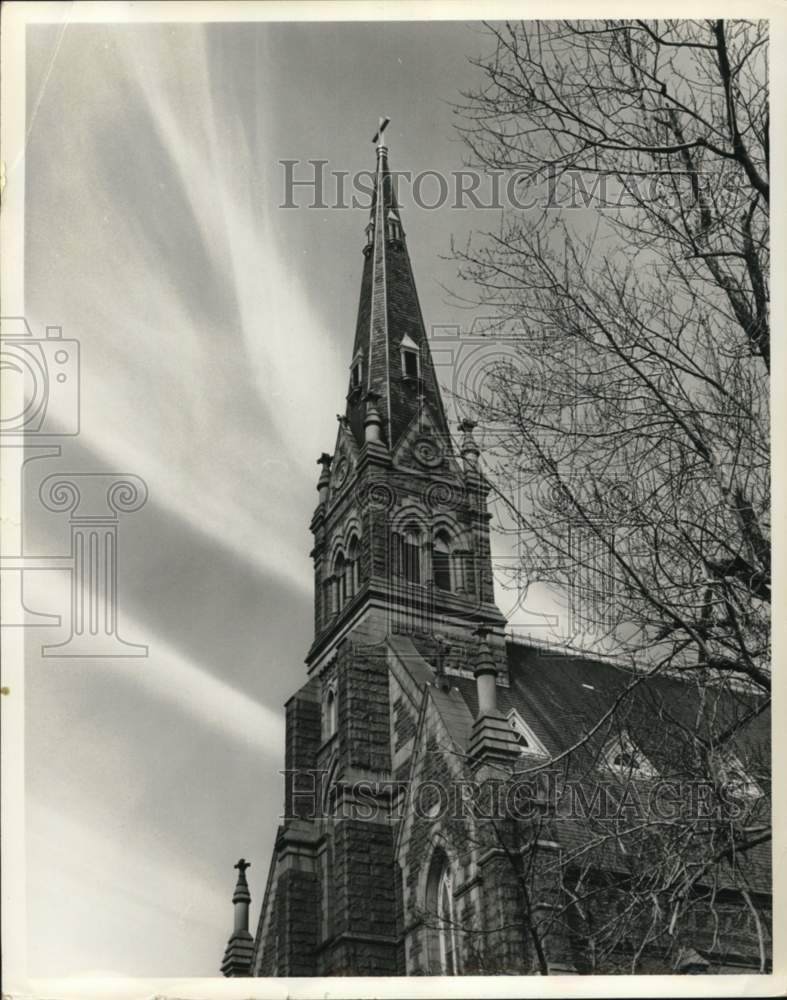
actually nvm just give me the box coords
[403,350,418,379]
[400,335,420,381]
[351,361,362,390]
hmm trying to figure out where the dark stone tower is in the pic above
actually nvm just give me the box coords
[224,122,507,977]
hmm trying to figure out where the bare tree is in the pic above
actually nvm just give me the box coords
[436,18,771,972]
[451,18,769,690]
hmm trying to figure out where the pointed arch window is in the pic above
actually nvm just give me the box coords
[433,530,452,591]
[325,684,338,739]
[426,849,458,975]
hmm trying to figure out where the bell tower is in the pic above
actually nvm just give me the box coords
[307,119,507,677]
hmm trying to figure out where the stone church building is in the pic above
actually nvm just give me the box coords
[220,131,771,977]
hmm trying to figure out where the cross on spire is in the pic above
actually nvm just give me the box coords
[372,116,390,145]
[232,858,252,904]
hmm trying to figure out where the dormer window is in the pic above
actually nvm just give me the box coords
[400,334,420,381]
[506,709,549,756]
[386,208,403,242]
[603,733,657,779]
[715,751,762,801]
[350,358,363,395]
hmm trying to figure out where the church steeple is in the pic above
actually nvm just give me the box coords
[345,119,451,451]
[306,120,507,669]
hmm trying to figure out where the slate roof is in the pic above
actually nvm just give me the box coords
[414,637,772,894]
[447,640,770,776]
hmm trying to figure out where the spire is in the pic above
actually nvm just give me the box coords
[220,859,254,977]
[345,119,452,451]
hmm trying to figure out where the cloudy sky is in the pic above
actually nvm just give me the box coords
[17,13,568,978]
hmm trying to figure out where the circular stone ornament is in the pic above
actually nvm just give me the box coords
[413,436,444,469]
[333,457,350,488]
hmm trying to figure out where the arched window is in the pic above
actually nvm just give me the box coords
[433,531,452,591]
[426,849,458,974]
[347,536,360,597]
[438,867,457,974]
[325,686,337,738]
[393,525,421,584]
[452,550,467,592]
[333,552,346,611]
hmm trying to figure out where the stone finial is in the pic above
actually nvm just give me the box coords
[472,624,497,715]
[316,453,333,504]
[467,624,520,765]
[232,858,252,908]
[363,390,384,445]
[221,859,254,977]
[459,418,480,472]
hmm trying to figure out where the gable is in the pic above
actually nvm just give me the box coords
[506,708,549,757]
[394,681,475,868]
[391,401,461,476]
[327,418,359,504]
